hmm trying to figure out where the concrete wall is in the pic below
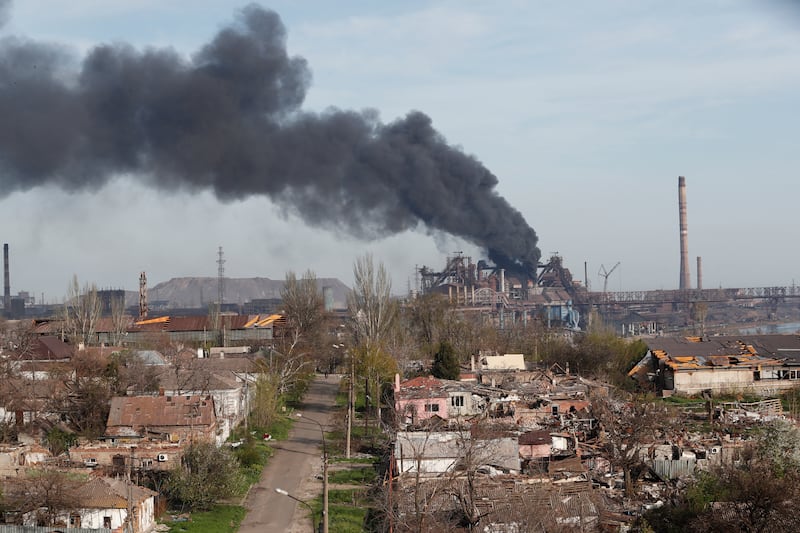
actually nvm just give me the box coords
[672,368,800,396]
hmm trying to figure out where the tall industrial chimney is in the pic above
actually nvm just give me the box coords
[139,271,148,319]
[3,243,9,312]
[697,256,703,290]
[678,177,691,290]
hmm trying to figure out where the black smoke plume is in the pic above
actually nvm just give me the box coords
[0,4,540,274]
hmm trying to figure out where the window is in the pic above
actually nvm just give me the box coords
[103,517,112,529]
[451,396,464,407]
[424,403,440,413]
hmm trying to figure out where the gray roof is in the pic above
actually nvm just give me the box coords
[132,350,168,365]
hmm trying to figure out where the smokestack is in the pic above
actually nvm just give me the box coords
[499,269,506,295]
[3,243,9,312]
[697,256,703,290]
[678,176,691,290]
[139,271,148,319]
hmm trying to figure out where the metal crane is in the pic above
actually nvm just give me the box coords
[598,262,621,294]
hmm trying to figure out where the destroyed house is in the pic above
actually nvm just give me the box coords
[394,430,520,476]
[394,375,484,426]
[155,358,258,445]
[104,395,217,443]
[629,335,800,396]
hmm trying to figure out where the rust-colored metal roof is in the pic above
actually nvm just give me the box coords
[130,314,280,332]
[135,316,170,326]
[106,395,216,435]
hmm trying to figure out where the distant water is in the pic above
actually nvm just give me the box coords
[737,322,800,335]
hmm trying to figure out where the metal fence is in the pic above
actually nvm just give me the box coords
[651,458,696,480]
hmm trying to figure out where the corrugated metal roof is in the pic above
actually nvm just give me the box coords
[106,395,215,433]
[647,335,789,371]
[130,314,279,332]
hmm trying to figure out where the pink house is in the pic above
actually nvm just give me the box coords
[519,430,552,464]
[394,375,449,426]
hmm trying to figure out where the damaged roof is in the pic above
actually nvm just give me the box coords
[74,477,156,508]
[106,395,215,436]
[643,335,790,371]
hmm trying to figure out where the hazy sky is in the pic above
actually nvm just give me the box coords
[1,1,799,303]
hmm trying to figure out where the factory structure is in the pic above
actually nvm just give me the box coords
[415,252,583,330]
[4,177,800,333]
[413,177,800,334]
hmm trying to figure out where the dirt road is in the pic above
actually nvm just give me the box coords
[238,374,339,533]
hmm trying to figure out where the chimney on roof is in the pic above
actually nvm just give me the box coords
[394,373,400,392]
[678,177,691,290]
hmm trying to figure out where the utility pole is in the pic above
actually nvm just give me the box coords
[127,446,136,533]
[346,350,354,459]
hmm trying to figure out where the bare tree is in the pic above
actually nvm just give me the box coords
[109,293,129,346]
[348,254,396,352]
[63,275,101,347]
[591,391,671,497]
[2,468,81,526]
[207,302,222,347]
[281,270,325,344]
[348,255,398,440]
[388,428,521,532]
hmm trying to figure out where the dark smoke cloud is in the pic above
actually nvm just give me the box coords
[0,4,540,274]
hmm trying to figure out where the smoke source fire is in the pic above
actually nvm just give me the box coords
[0,4,540,273]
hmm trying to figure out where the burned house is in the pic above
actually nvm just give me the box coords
[629,335,800,396]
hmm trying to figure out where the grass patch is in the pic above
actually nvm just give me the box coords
[265,414,293,440]
[662,396,706,405]
[161,505,245,533]
[329,467,377,485]
[310,489,371,533]
[331,456,380,465]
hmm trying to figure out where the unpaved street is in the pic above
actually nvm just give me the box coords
[238,375,338,533]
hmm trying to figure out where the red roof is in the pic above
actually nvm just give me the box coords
[396,376,448,400]
[15,336,74,361]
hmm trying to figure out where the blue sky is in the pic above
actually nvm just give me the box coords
[1,1,799,302]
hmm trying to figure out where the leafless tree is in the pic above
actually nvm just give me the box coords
[2,468,81,526]
[386,428,519,533]
[591,390,672,497]
[271,270,326,381]
[348,254,396,352]
[63,275,101,347]
[207,301,222,347]
[109,293,129,346]
[281,270,325,344]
